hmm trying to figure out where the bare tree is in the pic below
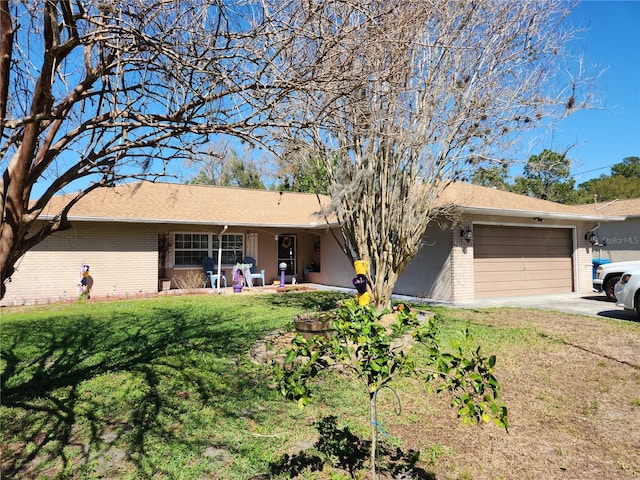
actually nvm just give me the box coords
[263,0,592,308]
[0,0,283,298]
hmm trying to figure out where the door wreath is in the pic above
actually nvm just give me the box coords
[280,236,292,249]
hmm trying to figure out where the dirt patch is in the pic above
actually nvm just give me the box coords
[392,308,640,480]
[256,308,640,479]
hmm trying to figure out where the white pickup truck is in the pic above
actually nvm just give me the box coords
[593,260,640,301]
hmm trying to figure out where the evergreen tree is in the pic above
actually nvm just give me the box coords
[471,165,509,189]
[511,150,576,203]
[575,157,640,203]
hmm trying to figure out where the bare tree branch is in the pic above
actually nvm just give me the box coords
[0,0,294,298]
[260,0,594,308]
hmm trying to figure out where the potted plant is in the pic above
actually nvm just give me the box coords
[293,310,337,340]
[158,233,172,291]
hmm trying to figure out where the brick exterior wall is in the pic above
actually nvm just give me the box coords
[450,224,475,303]
[1,222,158,306]
[576,221,602,292]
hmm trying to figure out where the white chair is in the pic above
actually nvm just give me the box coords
[243,256,265,287]
[202,257,227,289]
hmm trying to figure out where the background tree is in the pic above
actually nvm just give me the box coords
[272,142,331,194]
[188,141,266,189]
[575,156,640,203]
[0,1,287,298]
[611,156,640,178]
[265,0,591,308]
[510,149,577,203]
[471,164,510,189]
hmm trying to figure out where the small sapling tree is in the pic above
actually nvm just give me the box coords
[275,300,508,478]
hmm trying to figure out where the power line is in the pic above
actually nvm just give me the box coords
[571,163,616,177]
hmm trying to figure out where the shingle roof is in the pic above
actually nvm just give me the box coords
[437,182,626,221]
[571,197,640,218]
[40,180,628,226]
[41,182,330,227]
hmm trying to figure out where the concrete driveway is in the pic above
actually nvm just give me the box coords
[454,292,640,321]
[315,284,640,321]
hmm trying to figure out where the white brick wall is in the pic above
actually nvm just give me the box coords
[1,222,158,306]
[450,224,475,303]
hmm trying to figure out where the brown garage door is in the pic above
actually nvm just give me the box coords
[473,225,574,299]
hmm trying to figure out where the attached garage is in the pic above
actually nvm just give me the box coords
[473,225,574,299]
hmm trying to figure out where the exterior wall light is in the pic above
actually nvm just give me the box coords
[585,232,607,247]
[461,227,473,243]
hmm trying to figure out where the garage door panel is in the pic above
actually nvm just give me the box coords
[475,249,571,259]
[476,226,570,240]
[474,270,568,283]
[475,227,572,260]
[475,277,573,293]
[474,258,572,273]
[473,225,573,299]
[475,283,572,296]
[476,233,568,247]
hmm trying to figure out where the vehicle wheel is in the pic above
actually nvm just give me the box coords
[635,291,640,317]
[604,276,621,301]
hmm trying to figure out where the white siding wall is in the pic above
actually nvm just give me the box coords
[395,223,454,301]
[315,229,357,289]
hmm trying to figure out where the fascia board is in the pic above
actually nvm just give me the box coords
[36,214,331,229]
[461,206,627,222]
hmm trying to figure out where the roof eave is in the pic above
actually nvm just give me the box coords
[461,206,627,222]
[37,214,334,229]
[38,207,628,227]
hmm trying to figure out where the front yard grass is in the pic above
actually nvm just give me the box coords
[1,292,639,479]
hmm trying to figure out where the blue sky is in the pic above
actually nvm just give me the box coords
[30,1,640,198]
[186,1,640,187]
[528,0,640,184]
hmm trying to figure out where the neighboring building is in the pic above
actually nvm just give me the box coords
[573,198,640,262]
[1,182,626,307]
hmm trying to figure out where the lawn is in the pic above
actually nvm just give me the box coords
[1,291,639,479]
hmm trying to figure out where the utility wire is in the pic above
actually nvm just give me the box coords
[571,163,616,177]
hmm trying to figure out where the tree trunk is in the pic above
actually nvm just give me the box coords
[369,391,378,479]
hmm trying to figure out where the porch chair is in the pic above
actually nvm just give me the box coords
[242,256,265,287]
[202,256,227,289]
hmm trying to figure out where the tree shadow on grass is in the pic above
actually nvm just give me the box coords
[0,300,292,479]
[260,290,349,312]
[0,291,368,479]
[267,415,435,479]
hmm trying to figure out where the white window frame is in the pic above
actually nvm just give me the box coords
[212,233,245,266]
[172,232,244,268]
[173,233,210,268]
